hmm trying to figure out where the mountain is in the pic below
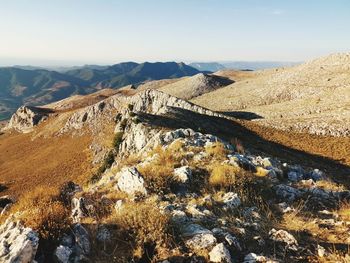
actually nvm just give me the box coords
[192,53,350,136]
[156,73,233,100]
[0,67,87,120]
[221,61,300,70]
[189,62,226,72]
[1,88,350,262]
[0,62,200,120]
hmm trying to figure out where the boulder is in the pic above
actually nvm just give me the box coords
[274,184,302,203]
[5,106,52,133]
[181,224,212,238]
[185,233,217,250]
[208,243,232,263]
[0,219,39,263]
[269,228,298,251]
[116,167,147,196]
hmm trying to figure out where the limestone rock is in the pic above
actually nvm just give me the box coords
[209,243,232,263]
[269,228,298,251]
[173,166,192,183]
[185,233,217,250]
[116,167,147,196]
[0,219,39,263]
[274,184,302,203]
[5,106,51,133]
[222,192,241,209]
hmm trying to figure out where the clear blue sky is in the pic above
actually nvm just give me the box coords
[1,0,349,66]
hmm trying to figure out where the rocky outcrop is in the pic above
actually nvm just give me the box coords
[0,219,39,263]
[5,106,52,133]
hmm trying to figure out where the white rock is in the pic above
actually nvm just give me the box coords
[116,167,147,196]
[209,243,232,263]
[174,166,192,183]
[222,192,241,209]
[181,224,211,237]
[0,219,39,263]
[185,233,217,250]
[115,200,123,212]
[269,228,298,251]
[243,253,275,263]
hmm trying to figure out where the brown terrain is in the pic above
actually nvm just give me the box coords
[0,130,93,198]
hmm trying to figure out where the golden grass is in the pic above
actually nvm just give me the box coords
[337,201,350,221]
[8,186,70,240]
[208,162,239,187]
[309,248,350,263]
[205,142,228,160]
[107,200,174,261]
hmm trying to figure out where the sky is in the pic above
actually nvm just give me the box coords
[0,0,350,66]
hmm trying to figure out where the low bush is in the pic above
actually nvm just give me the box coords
[113,132,124,149]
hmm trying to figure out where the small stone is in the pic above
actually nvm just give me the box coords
[317,244,326,257]
[55,245,72,263]
[209,243,232,263]
[222,192,241,209]
[115,200,123,212]
[174,166,192,183]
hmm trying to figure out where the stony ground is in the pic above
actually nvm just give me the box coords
[0,90,350,262]
[191,53,350,137]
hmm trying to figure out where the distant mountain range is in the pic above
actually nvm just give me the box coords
[189,61,300,72]
[0,62,200,120]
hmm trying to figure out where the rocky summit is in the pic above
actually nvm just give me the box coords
[0,86,349,263]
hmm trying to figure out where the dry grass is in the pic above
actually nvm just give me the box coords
[8,186,70,241]
[280,205,350,245]
[137,143,187,193]
[309,248,350,263]
[208,162,239,187]
[337,201,350,221]
[107,200,175,261]
[205,142,228,160]
[0,131,93,198]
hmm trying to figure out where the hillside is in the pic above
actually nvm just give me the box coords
[1,89,349,262]
[0,62,200,120]
[192,53,350,136]
[157,73,233,100]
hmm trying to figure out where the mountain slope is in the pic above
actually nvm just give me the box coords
[0,62,200,120]
[1,89,350,262]
[158,73,234,100]
[192,53,350,136]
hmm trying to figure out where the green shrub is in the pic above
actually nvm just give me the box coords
[113,132,124,149]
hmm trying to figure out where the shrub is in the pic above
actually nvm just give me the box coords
[120,118,128,130]
[209,162,239,187]
[127,104,134,111]
[113,132,124,149]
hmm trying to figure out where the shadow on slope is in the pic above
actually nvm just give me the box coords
[137,107,350,187]
[221,111,264,120]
